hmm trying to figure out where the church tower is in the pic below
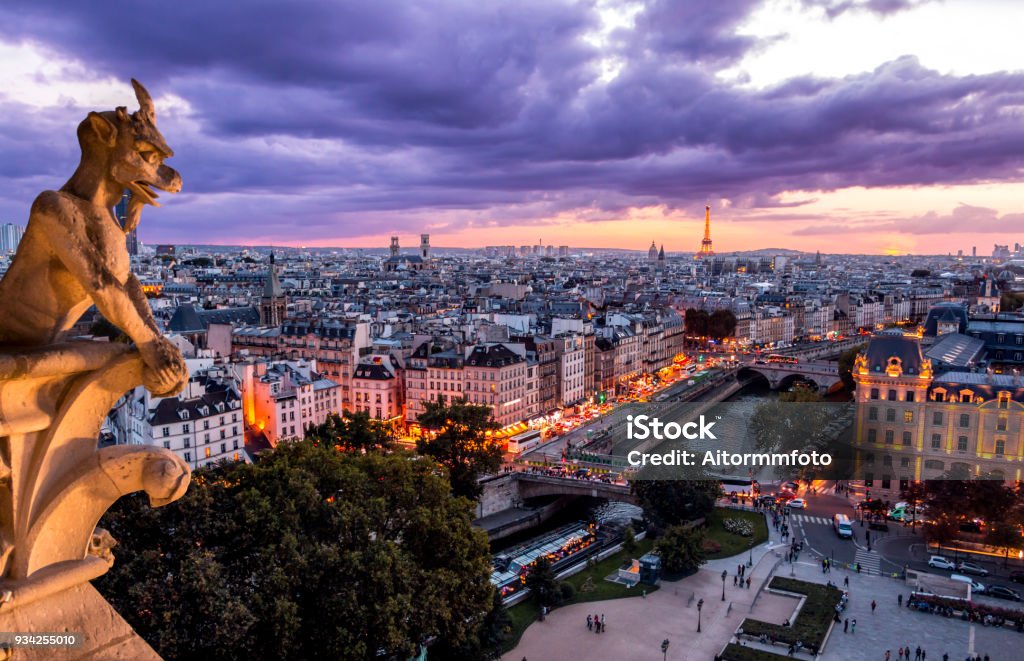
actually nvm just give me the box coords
[648,240,658,262]
[259,252,287,327]
[420,234,431,261]
[390,236,400,258]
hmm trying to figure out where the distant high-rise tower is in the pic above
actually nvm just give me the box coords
[0,223,24,254]
[695,205,715,259]
[390,236,400,258]
[420,233,430,260]
[114,191,139,256]
[259,252,287,326]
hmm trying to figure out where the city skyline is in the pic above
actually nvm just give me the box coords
[1,1,1024,254]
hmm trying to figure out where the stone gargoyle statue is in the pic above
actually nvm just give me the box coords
[0,80,191,617]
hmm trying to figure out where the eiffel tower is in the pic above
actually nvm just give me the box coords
[695,205,715,259]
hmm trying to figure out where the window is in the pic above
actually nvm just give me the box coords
[881,476,891,489]
[931,433,941,449]
[183,438,191,448]
[865,473,874,487]
[184,452,191,463]
[996,440,1005,456]
[904,410,913,424]
[870,388,879,400]
[205,447,211,459]
[888,389,897,401]
[886,408,896,422]
[957,436,968,452]
[906,392,915,403]
[925,459,944,471]
[182,423,190,433]
[163,441,170,450]
[997,417,1007,431]
[885,430,894,444]
[899,478,909,493]
[883,455,892,466]
[933,412,943,426]
[869,407,878,421]
[865,453,875,464]
[221,443,227,454]
[162,427,170,437]
[900,457,910,468]
[902,431,912,445]
[959,414,970,428]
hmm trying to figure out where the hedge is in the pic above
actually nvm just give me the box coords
[736,577,842,653]
[719,642,792,660]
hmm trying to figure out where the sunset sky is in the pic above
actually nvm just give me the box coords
[1,0,1023,254]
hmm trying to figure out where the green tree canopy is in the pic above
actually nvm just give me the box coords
[305,410,395,453]
[97,442,493,661]
[837,343,867,392]
[655,524,707,573]
[416,398,502,500]
[632,480,720,529]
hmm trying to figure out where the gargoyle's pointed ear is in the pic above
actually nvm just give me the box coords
[132,79,155,121]
[86,112,117,147]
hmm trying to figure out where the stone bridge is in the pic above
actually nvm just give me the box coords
[737,360,843,392]
[477,472,636,519]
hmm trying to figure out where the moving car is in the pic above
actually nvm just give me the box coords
[928,555,956,570]
[956,561,989,577]
[787,498,806,509]
[1008,571,1024,585]
[985,585,1021,602]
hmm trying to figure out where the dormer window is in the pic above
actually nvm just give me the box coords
[179,410,190,420]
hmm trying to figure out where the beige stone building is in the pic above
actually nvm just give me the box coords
[852,331,1024,501]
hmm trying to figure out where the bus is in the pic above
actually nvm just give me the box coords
[507,429,543,454]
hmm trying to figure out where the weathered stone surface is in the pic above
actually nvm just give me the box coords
[0,80,190,660]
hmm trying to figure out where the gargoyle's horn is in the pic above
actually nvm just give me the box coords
[131,79,155,121]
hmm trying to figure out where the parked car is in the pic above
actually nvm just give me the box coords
[787,498,806,509]
[928,555,956,570]
[985,585,1022,602]
[950,574,986,594]
[1008,571,1024,585]
[956,561,989,577]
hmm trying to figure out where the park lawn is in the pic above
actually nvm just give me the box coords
[704,508,769,559]
[502,538,659,654]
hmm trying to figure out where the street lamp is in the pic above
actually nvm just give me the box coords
[748,539,754,567]
[721,569,728,601]
[697,599,704,632]
[662,638,670,660]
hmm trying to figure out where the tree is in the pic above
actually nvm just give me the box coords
[910,269,931,278]
[632,480,719,529]
[417,398,502,500]
[96,442,493,661]
[749,391,830,474]
[306,410,394,453]
[837,343,867,392]
[655,525,707,574]
[708,309,737,340]
[524,557,560,608]
[899,481,928,527]
[685,308,710,344]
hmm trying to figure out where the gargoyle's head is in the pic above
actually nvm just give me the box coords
[77,79,181,207]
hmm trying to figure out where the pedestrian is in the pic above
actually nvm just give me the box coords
[747,577,752,589]
[734,575,738,586]
[897,648,903,660]
[885,651,890,661]
[844,576,849,588]
[587,614,592,631]
[843,618,849,633]
[898,594,903,607]
[922,651,926,661]
[851,619,856,634]
[916,647,922,661]
[941,655,947,661]
[871,599,876,613]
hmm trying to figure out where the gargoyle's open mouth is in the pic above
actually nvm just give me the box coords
[128,180,161,207]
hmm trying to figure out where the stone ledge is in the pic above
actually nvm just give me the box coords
[0,583,160,661]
